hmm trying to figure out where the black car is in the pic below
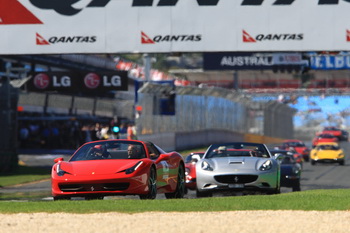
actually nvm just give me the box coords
[341,130,349,141]
[270,149,302,192]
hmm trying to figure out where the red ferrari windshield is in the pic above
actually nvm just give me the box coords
[70,141,146,161]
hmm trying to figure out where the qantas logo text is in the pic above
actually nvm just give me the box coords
[36,33,97,45]
[243,30,303,43]
[1,0,350,25]
[141,31,201,44]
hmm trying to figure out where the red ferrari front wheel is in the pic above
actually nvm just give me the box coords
[139,167,157,200]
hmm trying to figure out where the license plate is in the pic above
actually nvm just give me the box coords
[228,184,244,188]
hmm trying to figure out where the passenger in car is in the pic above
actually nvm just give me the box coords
[127,145,144,159]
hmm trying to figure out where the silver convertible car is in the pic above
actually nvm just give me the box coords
[196,142,281,197]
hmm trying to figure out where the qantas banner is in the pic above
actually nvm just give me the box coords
[2,0,350,54]
[25,71,128,94]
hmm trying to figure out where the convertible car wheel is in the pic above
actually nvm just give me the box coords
[165,164,185,199]
[292,181,301,192]
[139,167,157,200]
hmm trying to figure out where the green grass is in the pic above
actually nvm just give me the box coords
[0,189,349,213]
[0,165,51,187]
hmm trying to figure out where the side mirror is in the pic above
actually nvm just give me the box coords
[274,153,284,161]
[156,153,169,162]
[54,157,64,163]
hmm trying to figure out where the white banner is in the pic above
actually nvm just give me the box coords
[2,0,350,54]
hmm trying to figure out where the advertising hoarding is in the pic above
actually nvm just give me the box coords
[2,0,350,54]
[203,52,304,70]
[25,71,128,94]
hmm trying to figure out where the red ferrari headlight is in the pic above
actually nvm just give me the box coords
[56,164,71,176]
[125,161,144,174]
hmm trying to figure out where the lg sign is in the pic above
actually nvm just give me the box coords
[84,73,123,89]
[27,71,128,94]
[34,73,71,89]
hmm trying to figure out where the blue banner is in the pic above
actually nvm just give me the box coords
[310,55,350,70]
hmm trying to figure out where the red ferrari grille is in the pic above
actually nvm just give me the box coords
[59,183,130,192]
[214,175,258,184]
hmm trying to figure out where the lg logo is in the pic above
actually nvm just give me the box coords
[33,73,72,89]
[84,73,122,89]
[33,73,50,89]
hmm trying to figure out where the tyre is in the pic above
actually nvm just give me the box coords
[53,196,70,201]
[292,180,301,192]
[311,160,316,165]
[274,186,281,194]
[165,164,185,199]
[196,188,213,198]
[139,167,157,200]
[339,160,345,166]
[85,196,104,200]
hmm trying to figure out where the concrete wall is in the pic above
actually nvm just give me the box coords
[138,130,283,152]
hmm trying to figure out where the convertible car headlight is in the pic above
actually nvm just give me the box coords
[259,160,273,171]
[125,161,144,174]
[56,164,71,176]
[338,153,344,158]
[201,161,213,171]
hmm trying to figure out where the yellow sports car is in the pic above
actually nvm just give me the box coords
[310,142,345,166]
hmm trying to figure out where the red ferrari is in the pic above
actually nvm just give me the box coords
[322,126,348,141]
[282,139,310,162]
[51,140,185,200]
[184,152,204,191]
[312,133,338,148]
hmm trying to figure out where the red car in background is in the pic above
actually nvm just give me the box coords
[51,140,185,200]
[312,133,338,148]
[282,139,310,162]
[184,152,205,192]
[322,126,348,141]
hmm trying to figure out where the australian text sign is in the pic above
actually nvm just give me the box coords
[203,52,303,70]
[2,0,350,53]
